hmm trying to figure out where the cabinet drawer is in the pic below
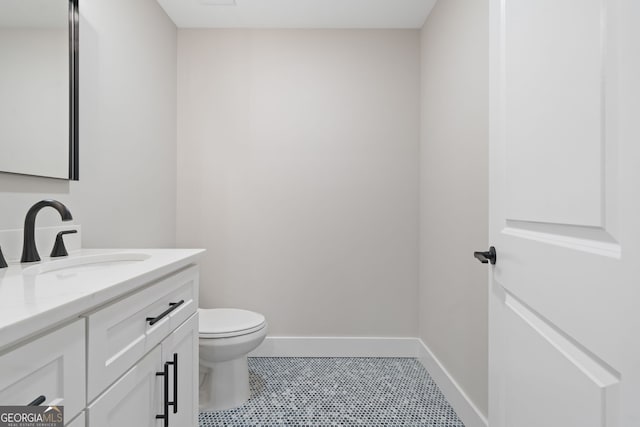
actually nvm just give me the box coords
[86,266,198,401]
[0,319,85,421]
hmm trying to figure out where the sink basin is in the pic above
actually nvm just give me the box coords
[22,252,151,276]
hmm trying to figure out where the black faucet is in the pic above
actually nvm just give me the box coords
[21,200,73,263]
[0,246,7,268]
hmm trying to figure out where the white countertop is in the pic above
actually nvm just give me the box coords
[0,248,204,351]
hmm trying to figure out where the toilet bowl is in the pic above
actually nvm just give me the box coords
[198,308,267,411]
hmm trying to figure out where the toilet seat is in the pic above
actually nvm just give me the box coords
[199,308,266,339]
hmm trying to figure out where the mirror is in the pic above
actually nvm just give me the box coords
[0,0,78,180]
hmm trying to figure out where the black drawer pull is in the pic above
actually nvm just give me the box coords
[27,395,46,406]
[146,300,185,326]
[156,364,169,427]
[167,353,178,414]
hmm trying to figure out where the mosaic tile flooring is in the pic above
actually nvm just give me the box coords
[199,357,465,426]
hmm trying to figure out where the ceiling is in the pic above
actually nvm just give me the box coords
[156,0,437,29]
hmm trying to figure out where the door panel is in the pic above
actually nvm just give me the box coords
[499,290,619,427]
[489,0,640,425]
[503,0,604,227]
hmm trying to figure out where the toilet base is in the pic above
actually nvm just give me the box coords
[199,356,250,411]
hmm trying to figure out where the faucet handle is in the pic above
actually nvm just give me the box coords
[0,246,7,268]
[50,230,78,258]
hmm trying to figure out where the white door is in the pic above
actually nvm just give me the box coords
[488,0,640,426]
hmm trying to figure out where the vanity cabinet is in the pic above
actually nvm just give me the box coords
[86,266,199,427]
[87,315,198,427]
[0,255,200,427]
[85,266,198,401]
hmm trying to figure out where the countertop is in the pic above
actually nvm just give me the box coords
[0,248,204,352]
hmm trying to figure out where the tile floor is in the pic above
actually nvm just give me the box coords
[199,357,465,427]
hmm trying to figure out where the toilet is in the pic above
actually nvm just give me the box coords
[198,308,267,411]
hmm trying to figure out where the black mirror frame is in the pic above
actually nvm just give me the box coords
[69,0,79,180]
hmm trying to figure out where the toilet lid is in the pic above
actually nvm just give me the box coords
[199,308,266,337]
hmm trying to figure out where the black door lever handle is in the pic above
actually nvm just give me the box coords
[474,246,497,265]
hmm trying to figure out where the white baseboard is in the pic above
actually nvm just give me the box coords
[417,339,488,427]
[249,336,420,358]
[249,336,488,427]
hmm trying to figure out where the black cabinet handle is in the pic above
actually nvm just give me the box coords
[156,364,170,427]
[474,246,497,265]
[27,396,46,406]
[146,300,185,326]
[167,353,178,414]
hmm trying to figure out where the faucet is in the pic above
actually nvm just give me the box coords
[0,246,7,268]
[21,200,73,263]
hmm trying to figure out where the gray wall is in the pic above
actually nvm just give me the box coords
[177,29,420,337]
[0,0,177,249]
[419,0,489,417]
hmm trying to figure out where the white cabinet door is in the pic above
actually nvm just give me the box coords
[161,314,198,427]
[87,317,198,427]
[0,319,85,420]
[66,412,85,427]
[489,0,640,426]
[87,347,161,427]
